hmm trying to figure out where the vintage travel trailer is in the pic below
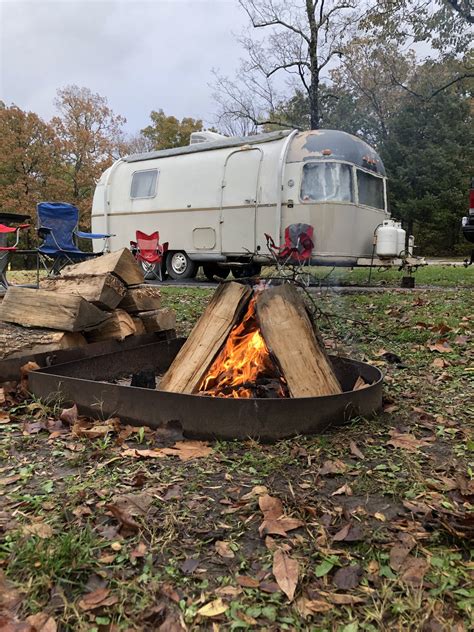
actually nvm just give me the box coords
[91,129,410,279]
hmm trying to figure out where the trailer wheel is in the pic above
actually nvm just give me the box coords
[203,264,230,282]
[166,251,198,280]
[232,263,262,279]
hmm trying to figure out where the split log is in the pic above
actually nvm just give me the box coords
[120,285,162,313]
[61,248,144,286]
[131,316,146,335]
[0,287,109,332]
[39,273,126,309]
[85,309,136,342]
[139,308,176,333]
[159,282,252,394]
[0,322,87,361]
[255,284,342,397]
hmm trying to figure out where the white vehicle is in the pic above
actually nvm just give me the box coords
[91,128,410,280]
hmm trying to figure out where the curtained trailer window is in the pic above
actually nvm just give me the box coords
[300,162,354,203]
[130,169,159,199]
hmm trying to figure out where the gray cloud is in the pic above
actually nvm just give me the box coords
[0,0,247,132]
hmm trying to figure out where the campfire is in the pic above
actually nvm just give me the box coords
[198,298,289,398]
[159,282,345,399]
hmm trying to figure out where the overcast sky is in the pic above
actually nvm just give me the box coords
[0,0,248,133]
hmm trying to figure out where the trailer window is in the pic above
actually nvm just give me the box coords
[130,169,158,199]
[357,170,384,209]
[301,162,353,203]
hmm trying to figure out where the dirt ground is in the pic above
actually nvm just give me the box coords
[0,282,473,631]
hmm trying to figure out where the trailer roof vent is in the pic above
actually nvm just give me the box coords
[189,131,228,145]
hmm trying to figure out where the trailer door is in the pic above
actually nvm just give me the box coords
[221,149,262,254]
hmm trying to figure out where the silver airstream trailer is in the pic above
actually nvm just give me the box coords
[91,129,408,279]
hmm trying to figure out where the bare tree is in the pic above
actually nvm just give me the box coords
[213,0,362,132]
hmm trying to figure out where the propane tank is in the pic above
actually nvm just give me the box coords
[395,222,406,256]
[376,220,398,258]
[408,235,415,256]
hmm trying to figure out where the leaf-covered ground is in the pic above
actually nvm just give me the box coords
[0,278,473,631]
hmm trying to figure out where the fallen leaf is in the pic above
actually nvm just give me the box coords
[0,475,21,487]
[25,612,57,631]
[130,541,148,560]
[23,522,53,539]
[331,483,353,496]
[400,556,429,586]
[240,485,268,500]
[197,598,228,617]
[109,491,154,516]
[319,459,347,476]
[259,494,283,520]
[0,571,22,611]
[389,533,416,571]
[333,564,363,590]
[236,575,260,588]
[428,341,453,353]
[59,404,78,425]
[105,504,140,534]
[349,441,365,459]
[160,440,212,461]
[78,587,118,611]
[432,357,446,369]
[0,410,11,424]
[0,388,4,405]
[387,430,434,452]
[320,591,365,605]
[214,585,242,598]
[215,540,235,559]
[180,558,200,574]
[273,549,299,601]
[295,597,332,617]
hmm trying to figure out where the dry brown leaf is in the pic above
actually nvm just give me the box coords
[319,459,347,476]
[273,549,299,601]
[349,441,365,459]
[105,504,140,534]
[333,565,363,590]
[432,357,446,368]
[331,483,353,496]
[236,575,260,588]
[0,410,11,424]
[197,598,228,617]
[215,540,235,559]
[23,522,53,539]
[387,430,434,452]
[59,404,78,425]
[78,587,118,611]
[319,591,365,605]
[130,542,148,560]
[159,441,212,461]
[295,597,332,617]
[110,491,154,516]
[428,341,453,353]
[389,534,416,571]
[400,556,429,586]
[26,612,57,632]
[258,494,284,519]
[214,585,242,598]
[0,570,22,611]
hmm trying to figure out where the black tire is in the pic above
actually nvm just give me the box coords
[231,263,262,279]
[203,264,230,282]
[166,251,198,280]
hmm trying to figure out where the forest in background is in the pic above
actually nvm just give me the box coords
[0,0,472,256]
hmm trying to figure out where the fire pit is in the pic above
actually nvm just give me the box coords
[29,338,383,441]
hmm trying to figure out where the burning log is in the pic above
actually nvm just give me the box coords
[159,282,252,394]
[159,281,342,399]
[255,284,341,397]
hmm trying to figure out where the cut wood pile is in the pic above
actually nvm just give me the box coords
[160,281,347,399]
[0,248,176,361]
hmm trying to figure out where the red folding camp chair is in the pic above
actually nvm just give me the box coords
[265,223,314,285]
[0,223,30,289]
[130,230,168,281]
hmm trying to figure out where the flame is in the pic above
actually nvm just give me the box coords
[199,298,287,398]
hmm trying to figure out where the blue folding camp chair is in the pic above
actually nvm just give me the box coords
[37,202,113,274]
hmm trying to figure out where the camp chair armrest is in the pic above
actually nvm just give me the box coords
[75,230,114,239]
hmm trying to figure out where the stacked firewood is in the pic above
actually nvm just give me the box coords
[0,249,176,361]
